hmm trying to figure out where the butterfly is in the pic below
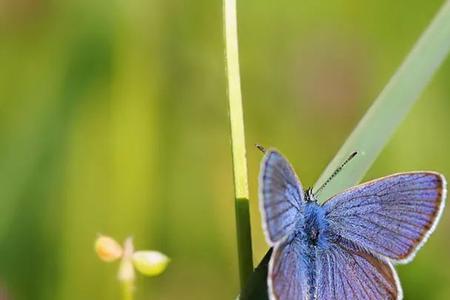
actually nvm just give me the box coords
[259,149,447,300]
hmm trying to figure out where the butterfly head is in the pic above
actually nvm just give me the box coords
[305,188,317,202]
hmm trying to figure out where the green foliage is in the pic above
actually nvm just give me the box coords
[1,1,450,300]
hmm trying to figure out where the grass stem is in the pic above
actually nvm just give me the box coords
[223,0,254,290]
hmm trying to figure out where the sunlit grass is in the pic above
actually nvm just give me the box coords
[223,0,254,291]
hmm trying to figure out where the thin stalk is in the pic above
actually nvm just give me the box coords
[315,0,450,202]
[121,281,134,300]
[118,238,136,300]
[223,0,254,289]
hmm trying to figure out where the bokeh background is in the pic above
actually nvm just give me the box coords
[1,0,450,299]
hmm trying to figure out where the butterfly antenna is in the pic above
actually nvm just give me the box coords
[313,151,358,196]
[255,144,266,153]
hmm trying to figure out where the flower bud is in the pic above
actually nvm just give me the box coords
[132,251,170,276]
[95,235,123,262]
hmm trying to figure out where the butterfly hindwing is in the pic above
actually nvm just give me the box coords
[260,150,305,244]
[323,172,446,262]
[317,238,401,300]
[269,236,308,299]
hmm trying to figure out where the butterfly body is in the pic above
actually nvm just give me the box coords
[259,150,446,300]
[301,195,331,248]
[291,200,330,299]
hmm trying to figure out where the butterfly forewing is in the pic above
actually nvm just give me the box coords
[323,172,446,262]
[317,239,400,300]
[260,150,305,244]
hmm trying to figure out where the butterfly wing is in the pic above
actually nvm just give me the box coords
[259,150,305,244]
[317,238,401,300]
[269,236,308,300]
[323,172,446,262]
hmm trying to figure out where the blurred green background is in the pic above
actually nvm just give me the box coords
[1,0,450,299]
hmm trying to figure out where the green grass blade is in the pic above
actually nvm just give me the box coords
[223,0,254,290]
[315,0,450,203]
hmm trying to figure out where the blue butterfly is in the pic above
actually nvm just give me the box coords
[259,149,447,300]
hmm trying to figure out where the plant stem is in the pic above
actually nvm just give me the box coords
[223,0,254,290]
[315,0,450,203]
[118,238,135,300]
[121,281,134,300]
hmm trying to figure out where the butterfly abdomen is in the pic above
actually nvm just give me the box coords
[305,244,318,300]
[300,203,330,300]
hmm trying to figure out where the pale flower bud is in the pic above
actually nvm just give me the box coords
[95,235,123,262]
[132,251,170,276]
